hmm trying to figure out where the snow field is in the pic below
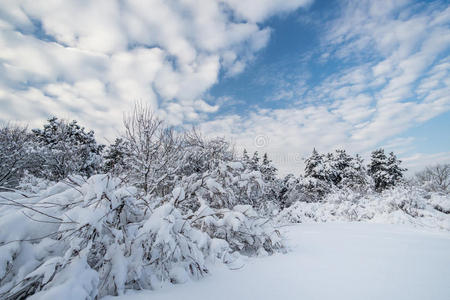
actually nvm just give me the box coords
[104,222,450,300]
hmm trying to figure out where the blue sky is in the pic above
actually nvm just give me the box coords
[0,0,449,175]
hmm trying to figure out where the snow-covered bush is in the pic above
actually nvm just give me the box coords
[0,173,284,299]
[0,175,207,298]
[415,164,450,194]
[192,205,283,256]
[428,193,450,214]
[379,185,426,217]
[18,172,54,194]
[160,161,281,255]
[277,185,450,231]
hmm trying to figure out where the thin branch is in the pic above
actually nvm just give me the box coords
[0,195,63,221]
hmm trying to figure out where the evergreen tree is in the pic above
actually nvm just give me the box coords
[386,151,406,186]
[329,149,367,189]
[368,149,389,191]
[31,117,104,181]
[278,174,299,209]
[243,149,250,161]
[347,154,368,189]
[304,148,326,181]
[260,153,277,182]
[103,138,129,174]
[250,151,260,171]
[333,149,353,183]
[368,149,405,191]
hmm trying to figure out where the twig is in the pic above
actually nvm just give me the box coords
[0,195,63,221]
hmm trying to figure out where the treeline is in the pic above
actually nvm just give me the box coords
[229,149,405,212]
[1,111,407,208]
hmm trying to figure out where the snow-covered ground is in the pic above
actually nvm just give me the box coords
[104,223,450,300]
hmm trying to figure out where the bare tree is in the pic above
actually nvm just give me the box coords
[415,164,450,194]
[121,104,182,195]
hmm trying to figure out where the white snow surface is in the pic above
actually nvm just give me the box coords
[104,222,450,300]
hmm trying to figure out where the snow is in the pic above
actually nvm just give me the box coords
[430,194,450,213]
[103,222,450,300]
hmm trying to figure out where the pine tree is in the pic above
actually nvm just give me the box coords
[330,149,368,189]
[250,151,260,171]
[31,117,104,181]
[278,173,303,208]
[368,149,404,192]
[243,149,250,161]
[260,153,277,182]
[368,148,388,191]
[347,154,368,189]
[386,152,406,186]
[103,138,129,174]
[304,148,326,181]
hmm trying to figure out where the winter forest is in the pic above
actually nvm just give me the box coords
[0,107,449,299]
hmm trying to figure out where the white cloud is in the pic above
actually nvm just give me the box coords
[199,0,450,175]
[402,152,450,175]
[0,0,311,139]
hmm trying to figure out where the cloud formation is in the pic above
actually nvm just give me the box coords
[0,0,448,176]
[199,0,450,175]
[0,0,312,136]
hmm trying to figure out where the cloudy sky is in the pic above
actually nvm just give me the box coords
[0,0,449,175]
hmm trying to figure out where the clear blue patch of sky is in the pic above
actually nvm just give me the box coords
[209,0,342,113]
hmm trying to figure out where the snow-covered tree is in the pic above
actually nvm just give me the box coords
[118,106,182,195]
[327,150,368,190]
[303,149,333,199]
[415,164,450,194]
[103,138,129,175]
[0,125,32,188]
[278,174,300,208]
[249,151,260,171]
[242,149,250,163]
[260,153,277,182]
[386,152,405,185]
[304,149,327,181]
[31,117,104,181]
[367,149,405,192]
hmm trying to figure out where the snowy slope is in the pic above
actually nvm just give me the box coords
[104,223,450,300]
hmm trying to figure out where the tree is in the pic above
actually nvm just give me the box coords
[31,117,104,181]
[344,154,368,190]
[242,149,250,162]
[103,138,129,174]
[329,150,368,190]
[304,149,327,181]
[415,164,450,194]
[250,151,260,171]
[368,149,405,192]
[0,125,32,188]
[120,105,181,195]
[260,153,277,182]
[386,152,405,185]
[278,174,299,208]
